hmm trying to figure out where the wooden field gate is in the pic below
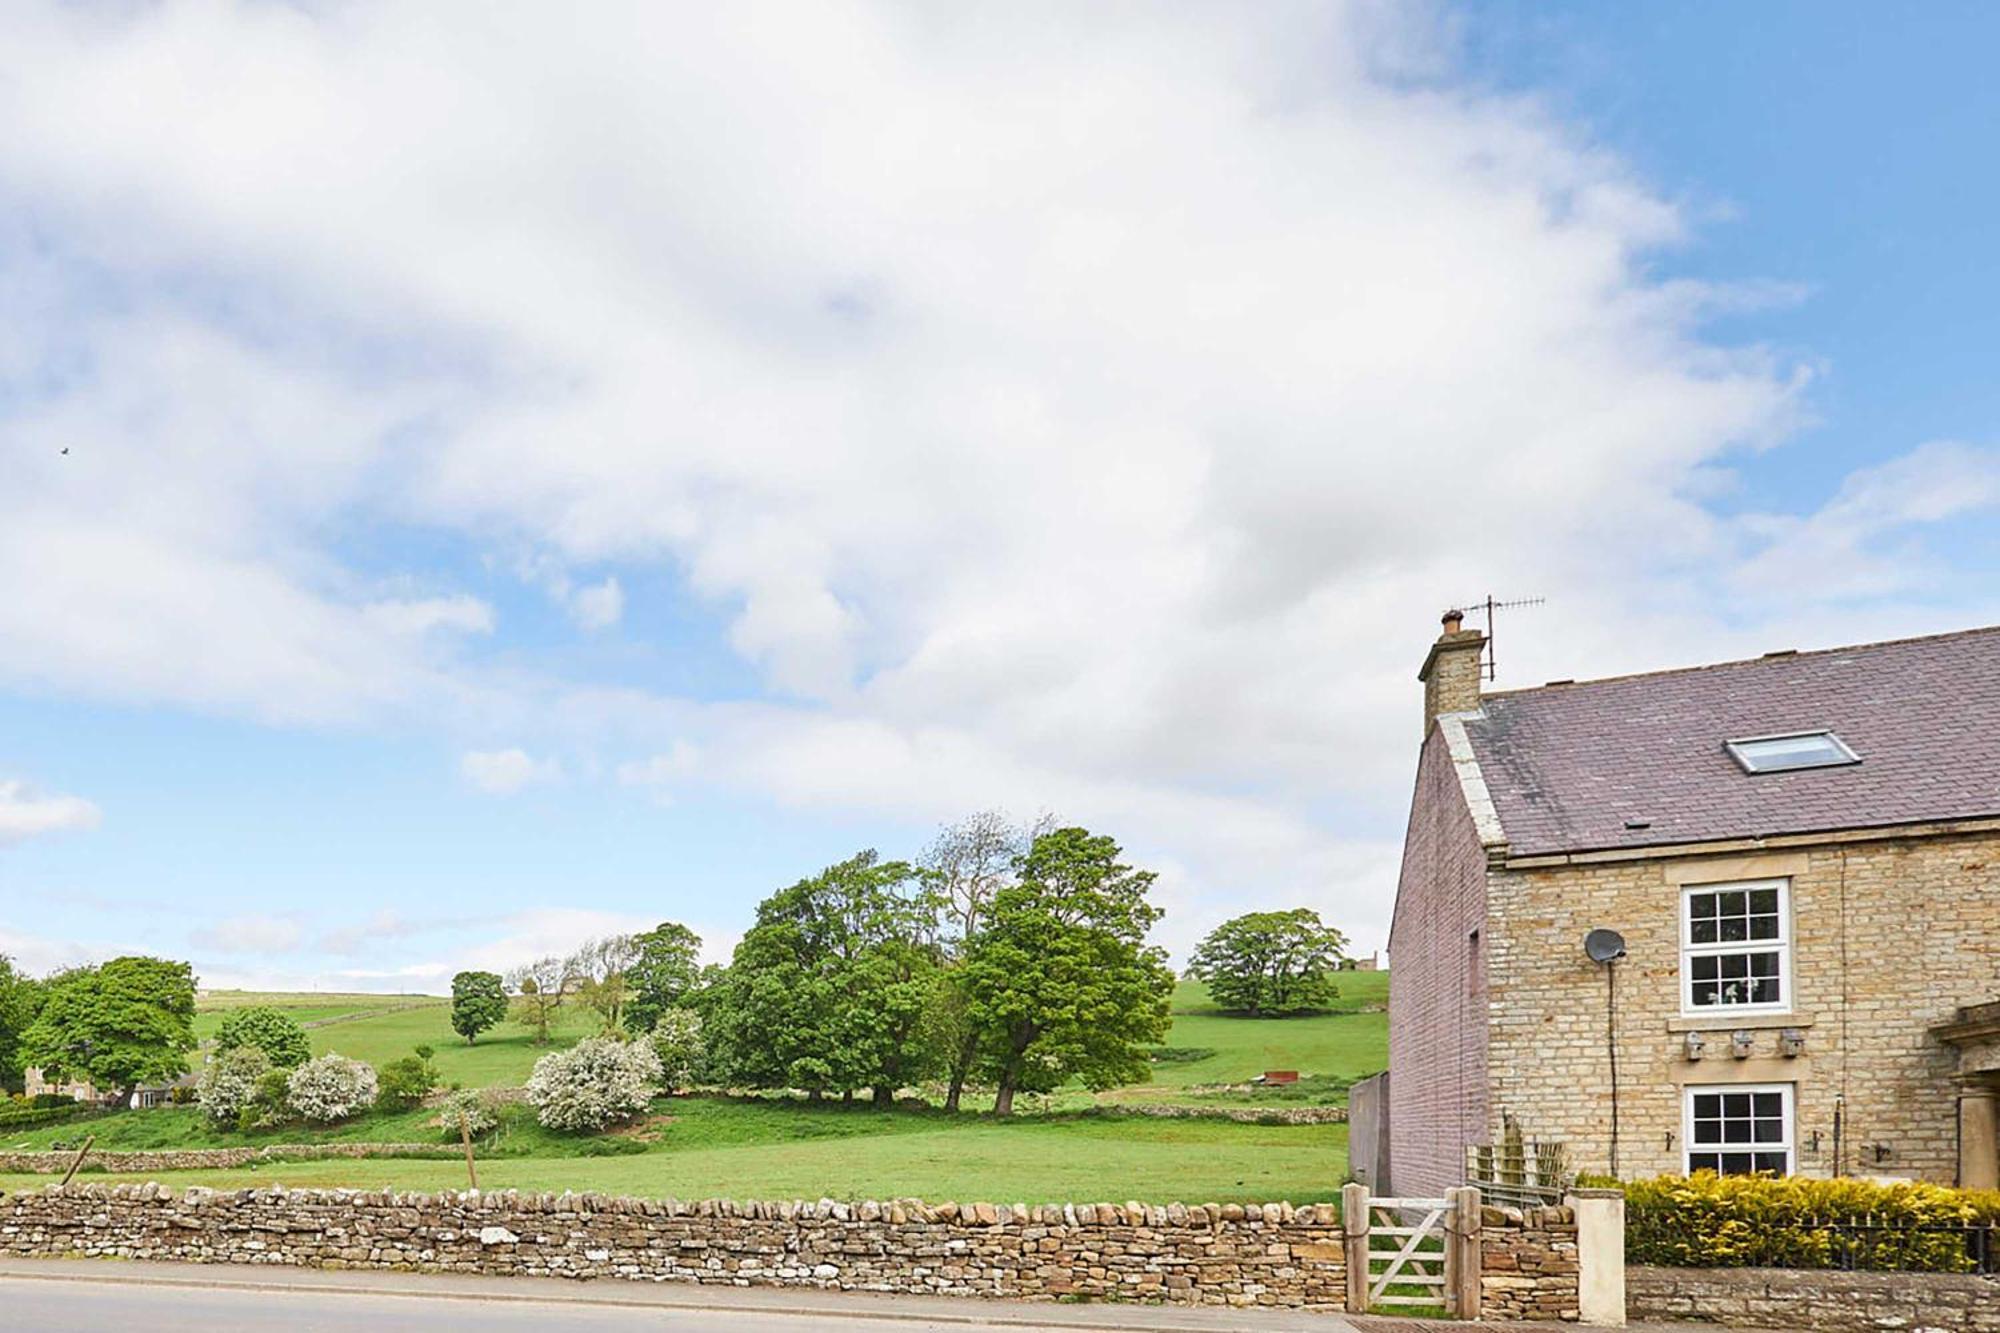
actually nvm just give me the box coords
[1341,1183,1483,1318]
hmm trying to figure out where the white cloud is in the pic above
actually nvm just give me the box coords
[0,4,1990,953]
[615,741,700,789]
[0,780,101,845]
[568,577,624,632]
[192,913,305,955]
[459,748,562,795]
[361,596,495,638]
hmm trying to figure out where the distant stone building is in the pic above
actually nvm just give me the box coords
[1387,615,2000,1196]
[22,1066,196,1109]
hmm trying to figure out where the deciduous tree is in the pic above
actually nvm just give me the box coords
[213,1005,311,1068]
[506,956,569,1045]
[18,956,197,1100]
[1186,909,1349,1016]
[621,922,704,1037]
[918,811,1049,1111]
[0,955,44,1093]
[961,828,1175,1115]
[450,970,508,1044]
[568,934,642,1034]
[705,850,942,1104]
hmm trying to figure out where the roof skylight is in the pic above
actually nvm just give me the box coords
[1725,731,1860,775]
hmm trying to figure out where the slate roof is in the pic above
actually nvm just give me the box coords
[1458,625,2000,857]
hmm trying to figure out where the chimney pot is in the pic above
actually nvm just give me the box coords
[1441,608,1464,634]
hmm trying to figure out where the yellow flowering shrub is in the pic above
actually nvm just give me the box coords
[1621,1173,2000,1273]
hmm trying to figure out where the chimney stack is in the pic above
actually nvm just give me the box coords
[1419,608,1486,736]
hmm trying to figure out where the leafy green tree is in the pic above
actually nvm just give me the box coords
[18,956,198,1100]
[961,828,1175,1115]
[918,811,1049,1112]
[450,971,508,1044]
[213,1005,311,1068]
[621,922,704,1036]
[1186,909,1349,1016]
[705,850,942,1104]
[0,955,46,1093]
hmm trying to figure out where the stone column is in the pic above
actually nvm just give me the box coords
[1962,1081,2000,1191]
[1568,1188,1627,1328]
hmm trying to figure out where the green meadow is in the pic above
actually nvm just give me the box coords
[2,973,1384,1204]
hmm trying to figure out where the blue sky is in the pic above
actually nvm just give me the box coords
[2,2,1997,990]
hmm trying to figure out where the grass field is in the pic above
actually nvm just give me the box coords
[0,972,1385,1203]
[0,1097,1346,1204]
[191,974,1389,1100]
[193,989,599,1086]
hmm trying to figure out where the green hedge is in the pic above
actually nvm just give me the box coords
[0,1101,102,1132]
[1623,1174,2000,1273]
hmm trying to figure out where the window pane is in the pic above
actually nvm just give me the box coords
[1753,1152,1788,1174]
[1718,1152,1756,1174]
[1720,916,1748,942]
[1750,888,1778,915]
[1728,732,1858,773]
[1751,976,1782,1004]
[1754,1093,1781,1116]
[1723,1093,1752,1118]
[1691,919,1718,944]
[1689,1153,1719,1173]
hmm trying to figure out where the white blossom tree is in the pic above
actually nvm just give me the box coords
[195,1045,271,1126]
[525,1036,661,1131]
[285,1052,379,1122]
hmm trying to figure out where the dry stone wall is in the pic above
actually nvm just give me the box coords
[0,1144,453,1174]
[1628,1264,2000,1332]
[1479,1203,1581,1322]
[0,1184,1347,1308]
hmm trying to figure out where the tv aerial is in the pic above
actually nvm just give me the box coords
[1455,594,1546,682]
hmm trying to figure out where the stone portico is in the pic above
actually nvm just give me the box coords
[1933,1000,2000,1189]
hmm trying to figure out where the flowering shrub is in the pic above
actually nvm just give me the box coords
[525,1036,661,1131]
[285,1052,379,1122]
[195,1045,271,1126]
[1623,1173,2000,1272]
[432,1088,498,1141]
[648,1008,705,1091]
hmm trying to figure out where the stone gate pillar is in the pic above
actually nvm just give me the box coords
[1962,1080,2000,1191]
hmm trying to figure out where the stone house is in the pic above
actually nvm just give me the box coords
[22,1066,197,1109]
[1386,615,2000,1196]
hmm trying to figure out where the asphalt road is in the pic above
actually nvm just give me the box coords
[0,1275,1103,1332]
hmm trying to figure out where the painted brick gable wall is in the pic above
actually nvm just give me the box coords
[1388,724,1491,1196]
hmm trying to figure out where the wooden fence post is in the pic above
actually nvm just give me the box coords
[1447,1185,1483,1319]
[1342,1181,1371,1314]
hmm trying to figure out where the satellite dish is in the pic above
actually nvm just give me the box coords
[1584,928,1628,964]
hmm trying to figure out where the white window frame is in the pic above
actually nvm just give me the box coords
[1679,877,1792,1017]
[1724,730,1860,774]
[1683,1082,1795,1177]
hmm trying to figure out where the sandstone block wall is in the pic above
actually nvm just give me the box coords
[1486,831,2000,1183]
[1480,1203,1580,1322]
[0,1185,1348,1308]
[1628,1264,2000,1332]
